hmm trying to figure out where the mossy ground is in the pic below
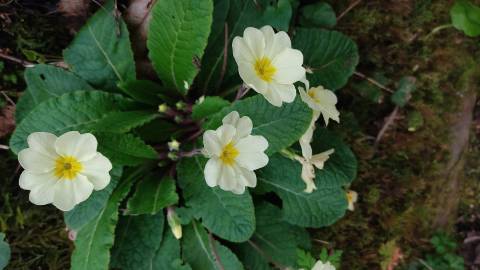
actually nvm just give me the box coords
[0,1,478,269]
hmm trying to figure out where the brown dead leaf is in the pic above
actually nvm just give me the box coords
[57,0,90,17]
[0,105,15,138]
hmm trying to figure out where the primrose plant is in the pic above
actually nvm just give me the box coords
[9,0,359,269]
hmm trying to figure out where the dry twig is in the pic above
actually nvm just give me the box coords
[337,0,362,22]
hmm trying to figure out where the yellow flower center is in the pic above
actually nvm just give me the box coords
[308,89,320,103]
[219,142,239,166]
[54,156,83,180]
[347,191,355,203]
[254,57,276,82]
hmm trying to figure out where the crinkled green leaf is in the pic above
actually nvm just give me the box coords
[70,172,135,270]
[235,202,310,270]
[177,156,255,242]
[196,0,293,92]
[153,230,192,270]
[9,90,136,154]
[65,166,122,231]
[391,76,416,107]
[92,111,158,133]
[0,233,10,270]
[17,64,93,122]
[257,155,348,227]
[191,96,230,120]
[110,212,164,270]
[127,175,179,215]
[147,0,213,94]
[257,0,292,31]
[299,2,336,28]
[64,0,136,91]
[293,28,359,90]
[182,222,244,270]
[95,133,157,166]
[205,95,312,155]
[451,0,480,37]
[310,128,357,188]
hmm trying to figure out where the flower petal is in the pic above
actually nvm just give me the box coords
[217,164,236,191]
[232,37,255,63]
[299,114,318,160]
[55,131,98,161]
[81,153,112,190]
[299,88,317,111]
[301,162,316,193]
[234,116,253,140]
[19,170,57,190]
[203,130,222,157]
[204,158,222,187]
[222,111,240,126]
[311,149,334,170]
[272,49,305,84]
[53,175,93,211]
[216,124,236,145]
[236,151,269,171]
[72,175,95,204]
[271,83,296,103]
[237,167,257,188]
[18,148,55,173]
[263,87,283,107]
[230,184,246,195]
[27,132,58,158]
[29,178,56,206]
[262,27,292,58]
[235,135,269,152]
[242,27,265,59]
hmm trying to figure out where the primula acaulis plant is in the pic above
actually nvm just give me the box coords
[9,0,359,269]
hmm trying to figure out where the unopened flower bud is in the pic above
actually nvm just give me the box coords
[168,139,181,152]
[167,207,182,239]
[158,103,169,113]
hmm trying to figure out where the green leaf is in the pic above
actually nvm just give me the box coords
[16,64,93,122]
[310,128,357,188]
[110,212,165,270]
[127,174,179,215]
[177,156,255,242]
[70,172,135,270]
[257,0,292,31]
[182,222,244,270]
[118,80,163,106]
[147,0,213,94]
[136,119,183,143]
[391,76,416,107]
[235,203,310,269]
[92,111,158,133]
[153,230,192,270]
[196,0,293,92]
[296,249,316,270]
[205,95,312,155]
[9,90,136,154]
[451,0,480,37]
[299,2,336,28]
[0,233,10,270]
[257,155,348,227]
[293,28,359,90]
[64,0,136,91]
[191,96,230,120]
[65,166,122,231]
[96,133,157,166]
